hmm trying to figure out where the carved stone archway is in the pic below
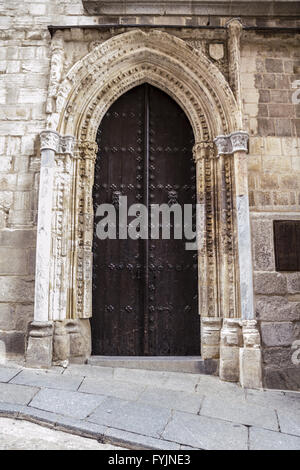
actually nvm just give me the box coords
[26,28,262,388]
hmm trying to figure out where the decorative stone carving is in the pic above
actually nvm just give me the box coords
[214,131,249,155]
[209,43,225,61]
[40,131,75,155]
[55,30,241,141]
[227,19,243,117]
[46,31,65,119]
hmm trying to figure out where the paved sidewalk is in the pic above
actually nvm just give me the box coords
[0,363,299,450]
[0,417,126,450]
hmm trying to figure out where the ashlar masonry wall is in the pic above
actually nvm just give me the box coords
[241,37,300,389]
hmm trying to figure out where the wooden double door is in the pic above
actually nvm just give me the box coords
[92,84,200,356]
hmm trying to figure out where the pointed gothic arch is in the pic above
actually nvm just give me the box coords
[28,28,261,387]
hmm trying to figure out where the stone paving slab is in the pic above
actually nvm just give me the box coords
[63,364,114,379]
[200,395,279,431]
[79,377,146,401]
[104,427,181,450]
[196,374,247,400]
[245,388,300,411]
[114,368,201,393]
[162,410,248,450]
[29,388,106,419]
[0,418,124,451]
[10,369,83,392]
[0,364,299,450]
[87,396,171,439]
[249,427,300,450]
[0,382,39,406]
[137,386,204,414]
[0,367,21,383]
[277,408,300,437]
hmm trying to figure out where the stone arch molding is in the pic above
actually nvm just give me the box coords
[53,29,242,141]
[28,28,262,388]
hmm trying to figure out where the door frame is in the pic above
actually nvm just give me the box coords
[28,29,262,387]
[91,83,201,356]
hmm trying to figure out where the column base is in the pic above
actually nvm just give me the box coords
[26,321,53,369]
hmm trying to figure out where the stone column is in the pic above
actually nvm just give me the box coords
[26,131,75,368]
[26,131,59,368]
[214,131,262,386]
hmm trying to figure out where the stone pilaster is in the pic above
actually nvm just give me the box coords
[72,140,98,320]
[27,131,75,368]
[193,141,219,319]
[227,18,243,125]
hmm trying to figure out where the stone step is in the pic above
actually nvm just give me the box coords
[88,356,217,375]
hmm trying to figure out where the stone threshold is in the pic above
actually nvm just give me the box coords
[0,403,192,450]
[88,356,218,375]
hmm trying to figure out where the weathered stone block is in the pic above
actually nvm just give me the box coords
[262,346,294,369]
[26,322,53,369]
[15,304,33,331]
[287,273,300,294]
[254,272,287,295]
[220,345,240,383]
[240,347,262,389]
[252,219,274,271]
[0,277,34,303]
[263,367,300,391]
[0,303,16,330]
[265,58,283,73]
[0,331,25,355]
[0,247,28,275]
[261,322,297,348]
[256,295,300,322]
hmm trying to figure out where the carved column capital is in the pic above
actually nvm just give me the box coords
[230,131,249,153]
[40,131,75,155]
[193,141,214,162]
[214,131,248,155]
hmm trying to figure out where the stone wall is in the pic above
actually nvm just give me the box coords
[241,37,300,389]
[0,1,299,388]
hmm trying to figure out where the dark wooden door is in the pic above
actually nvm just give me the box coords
[92,84,200,356]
